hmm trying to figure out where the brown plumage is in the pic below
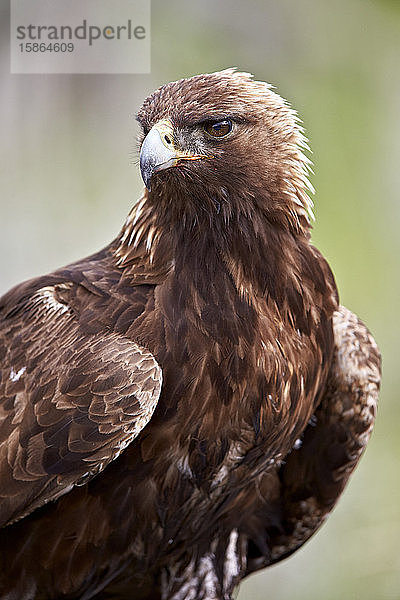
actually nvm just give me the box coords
[0,69,380,600]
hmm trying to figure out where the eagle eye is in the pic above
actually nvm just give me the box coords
[203,119,233,138]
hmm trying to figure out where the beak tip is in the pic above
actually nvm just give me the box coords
[141,168,152,191]
[139,125,177,193]
[139,153,153,191]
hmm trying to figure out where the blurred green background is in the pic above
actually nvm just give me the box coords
[1,0,399,598]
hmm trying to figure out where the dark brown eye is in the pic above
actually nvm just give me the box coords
[203,119,233,138]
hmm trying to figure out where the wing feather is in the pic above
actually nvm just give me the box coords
[0,282,162,527]
[246,305,380,573]
[271,305,380,562]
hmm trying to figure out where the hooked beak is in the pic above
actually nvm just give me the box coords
[139,119,211,191]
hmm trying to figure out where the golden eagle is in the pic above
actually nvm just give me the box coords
[0,69,380,600]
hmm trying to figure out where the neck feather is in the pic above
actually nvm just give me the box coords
[113,190,315,304]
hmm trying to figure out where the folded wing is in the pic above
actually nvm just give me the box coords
[247,305,381,573]
[0,283,162,528]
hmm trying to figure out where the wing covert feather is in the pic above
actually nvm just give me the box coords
[0,284,162,527]
[270,305,380,563]
[246,305,380,573]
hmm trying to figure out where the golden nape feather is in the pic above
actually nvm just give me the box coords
[0,69,380,600]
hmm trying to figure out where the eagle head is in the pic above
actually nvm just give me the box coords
[136,68,314,231]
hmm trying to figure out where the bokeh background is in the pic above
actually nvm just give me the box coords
[1,1,399,598]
